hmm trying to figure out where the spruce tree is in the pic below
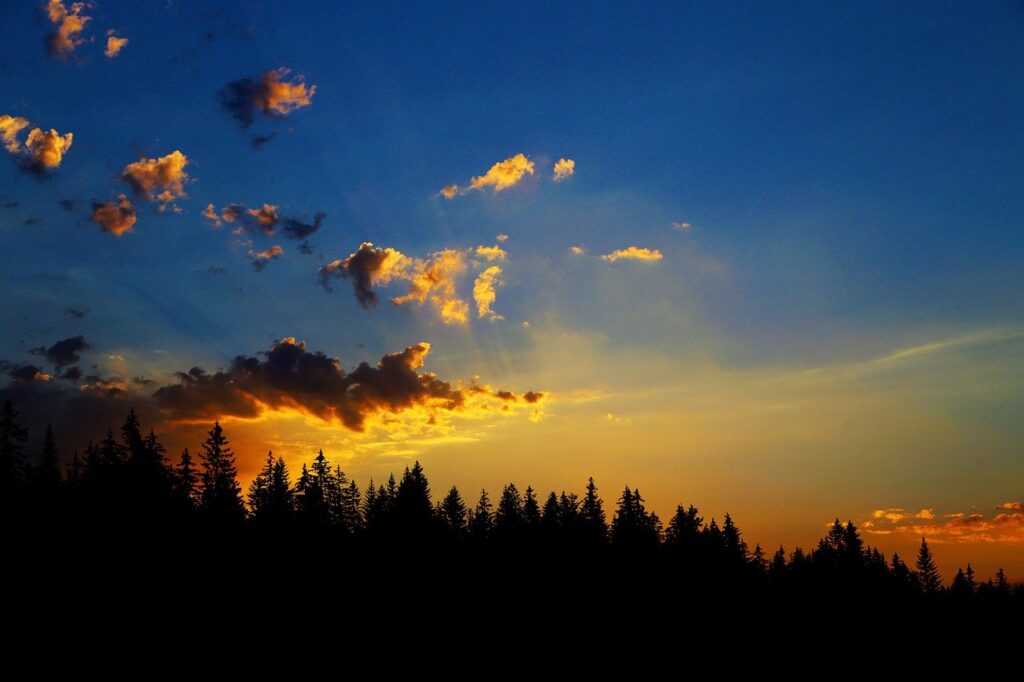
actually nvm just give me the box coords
[579,477,608,543]
[439,485,467,536]
[0,400,29,495]
[915,537,941,593]
[198,422,244,523]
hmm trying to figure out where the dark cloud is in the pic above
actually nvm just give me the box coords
[282,212,324,240]
[319,242,408,308]
[32,335,90,371]
[60,366,82,382]
[132,376,155,386]
[2,360,53,383]
[299,240,314,256]
[24,217,41,226]
[64,307,87,319]
[59,198,75,211]
[250,133,276,150]
[206,265,226,275]
[2,201,17,209]
[248,245,283,271]
[153,338,540,432]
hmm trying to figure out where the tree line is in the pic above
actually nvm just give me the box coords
[0,400,1019,611]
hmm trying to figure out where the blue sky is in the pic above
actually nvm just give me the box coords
[2,1,1023,576]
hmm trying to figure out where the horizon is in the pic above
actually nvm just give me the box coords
[1,2,1022,582]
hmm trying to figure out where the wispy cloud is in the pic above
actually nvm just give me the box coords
[440,153,535,198]
[862,502,1024,543]
[600,246,663,262]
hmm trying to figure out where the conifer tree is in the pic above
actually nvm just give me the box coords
[439,485,467,536]
[579,477,608,543]
[469,489,493,541]
[915,537,941,593]
[198,422,244,523]
[173,448,198,511]
[35,424,61,492]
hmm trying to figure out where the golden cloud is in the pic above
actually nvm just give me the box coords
[474,244,507,261]
[496,234,509,243]
[570,245,585,255]
[553,157,575,181]
[91,195,137,236]
[862,503,1024,543]
[105,31,128,58]
[153,338,545,432]
[392,249,469,324]
[122,150,189,209]
[319,242,412,306]
[45,0,91,60]
[256,68,316,116]
[440,153,535,198]
[24,128,74,170]
[248,244,284,271]
[473,265,503,321]
[0,115,29,153]
[600,246,664,262]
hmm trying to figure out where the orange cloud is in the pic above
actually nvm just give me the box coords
[0,115,30,153]
[45,0,91,60]
[862,503,1024,543]
[553,157,575,181]
[122,150,189,209]
[91,195,137,236]
[473,265,503,321]
[153,338,543,432]
[248,244,284,271]
[219,68,316,127]
[24,128,74,170]
[570,245,585,255]
[105,31,128,58]
[440,153,535,198]
[600,246,663,263]
[393,249,469,324]
[319,242,412,307]
[474,244,507,261]
[496,234,509,243]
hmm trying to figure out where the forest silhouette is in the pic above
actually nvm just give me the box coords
[1,399,1020,620]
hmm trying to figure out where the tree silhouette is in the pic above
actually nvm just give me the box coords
[579,477,608,544]
[198,422,244,524]
[439,485,467,537]
[469,489,493,541]
[915,537,942,594]
[0,400,29,502]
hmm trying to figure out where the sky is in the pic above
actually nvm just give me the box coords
[1,1,1022,579]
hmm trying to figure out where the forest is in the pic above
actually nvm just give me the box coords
[1,399,1020,618]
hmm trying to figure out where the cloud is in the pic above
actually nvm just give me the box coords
[59,198,76,211]
[0,115,74,173]
[282,212,325,239]
[152,337,544,432]
[31,335,90,371]
[570,245,585,255]
[5,364,52,384]
[104,30,128,58]
[473,266,503,320]
[862,503,1024,543]
[250,133,276,150]
[496,234,509,243]
[203,202,323,239]
[45,0,91,60]
[391,249,469,324]
[671,221,692,231]
[474,245,507,261]
[64,307,87,319]
[218,68,317,128]
[122,151,189,209]
[248,245,284,271]
[0,115,29,153]
[440,153,535,198]
[319,242,411,307]
[81,375,128,397]
[600,246,664,263]
[553,158,575,182]
[91,194,137,236]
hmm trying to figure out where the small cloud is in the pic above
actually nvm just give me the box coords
[0,115,29,153]
[64,307,87,319]
[24,217,41,226]
[58,198,76,211]
[104,30,128,58]
[521,321,530,329]
[671,221,692,231]
[31,335,91,371]
[473,266,504,321]
[552,158,575,182]
[440,153,535,198]
[2,201,18,209]
[248,244,284,271]
[998,502,1024,512]
[218,67,316,128]
[496,234,509,243]
[570,245,585,255]
[122,151,189,209]
[91,195,137,236]
[250,133,276,150]
[600,246,663,263]
[474,245,507,262]
[916,508,936,520]
[45,0,91,60]
[206,265,226,275]
[7,364,52,383]
[282,212,324,239]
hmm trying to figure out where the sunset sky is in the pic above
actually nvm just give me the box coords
[1,2,1022,578]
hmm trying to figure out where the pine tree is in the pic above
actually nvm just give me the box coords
[35,424,61,492]
[0,400,29,496]
[915,537,941,593]
[769,546,787,578]
[198,422,244,523]
[469,489,492,541]
[522,486,541,529]
[965,563,976,593]
[665,504,703,554]
[721,513,748,564]
[439,486,467,536]
[579,477,608,543]
[494,483,524,536]
[173,448,198,511]
[995,568,1009,593]
[395,461,433,532]
[750,543,767,573]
